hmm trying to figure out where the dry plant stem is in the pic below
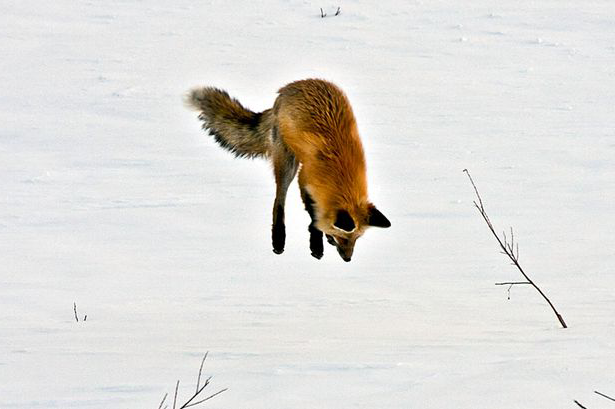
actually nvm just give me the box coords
[73,303,86,322]
[196,352,208,392]
[574,400,588,409]
[160,353,227,409]
[182,388,228,408]
[320,7,341,18]
[158,393,168,409]
[463,169,567,329]
[173,380,180,409]
[495,282,530,286]
[595,391,615,402]
[180,378,210,408]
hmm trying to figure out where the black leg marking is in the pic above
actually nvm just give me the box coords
[272,204,285,254]
[302,191,324,259]
[270,142,298,256]
[309,224,323,259]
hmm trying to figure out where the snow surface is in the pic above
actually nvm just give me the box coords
[1,1,614,408]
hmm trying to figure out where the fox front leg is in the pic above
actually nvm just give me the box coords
[299,183,324,259]
[271,134,298,254]
[308,222,324,259]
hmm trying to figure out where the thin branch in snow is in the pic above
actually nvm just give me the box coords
[73,302,87,322]
[158,353,227,409]
[157,393,168,409]
[320,6,341,18]
[182,388,228,408]
[173,380,180,409]
[595,390,615,402]
[495,282,531,286]
[196,352,208,393]
[495,281,531,300]
[463,169,567,328]
[574,400,588,409]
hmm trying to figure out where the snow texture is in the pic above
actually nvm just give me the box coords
[1,1,614,408]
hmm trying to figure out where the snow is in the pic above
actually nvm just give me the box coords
[1,1,614,408]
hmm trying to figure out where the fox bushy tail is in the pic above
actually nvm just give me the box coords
[187,87,274,158]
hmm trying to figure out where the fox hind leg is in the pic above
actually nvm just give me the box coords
[298,169,324,259]
[271,128,298,254]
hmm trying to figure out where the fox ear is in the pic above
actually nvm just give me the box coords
[333,209,356,232]
[367,205,391,228]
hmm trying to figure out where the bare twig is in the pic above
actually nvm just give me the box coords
[495,282,531,286]
[173,380,180,409]
[158,393,168,409]
[320,6,341,18]
[196,352,208,392]
[73,302,87,322]
[183,388,229,408]
[574,400,588,409]
[595,390,615,402]
[159,353,227,409]
[495,281,531,300]
[180,379,210,409]
[463,169,567,328]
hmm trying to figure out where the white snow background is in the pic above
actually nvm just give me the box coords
[1,1,614,408]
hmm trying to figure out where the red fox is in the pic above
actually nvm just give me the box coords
[187,79,390,262]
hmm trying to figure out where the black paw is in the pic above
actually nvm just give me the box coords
[272,222,286,255]
[311,250,323,259]
[309,224,323,260]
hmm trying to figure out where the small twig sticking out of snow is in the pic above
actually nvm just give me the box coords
[495,282,531,286]
[173,380,180,409]
[595,390,615,402]
[73,303,87,323]
[463,169,568,329]
[574,400,588,409]
[196,352,208,393]
[495,282,531,300]
[159,353,227,409]
[158,393,168,409]
[320,7,341,18]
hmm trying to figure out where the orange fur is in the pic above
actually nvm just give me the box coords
[275,80,368,231]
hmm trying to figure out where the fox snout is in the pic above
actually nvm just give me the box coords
[339,250,353,262]
[326,234,355,262]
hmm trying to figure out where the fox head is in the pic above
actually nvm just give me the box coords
[318,204,390,262]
